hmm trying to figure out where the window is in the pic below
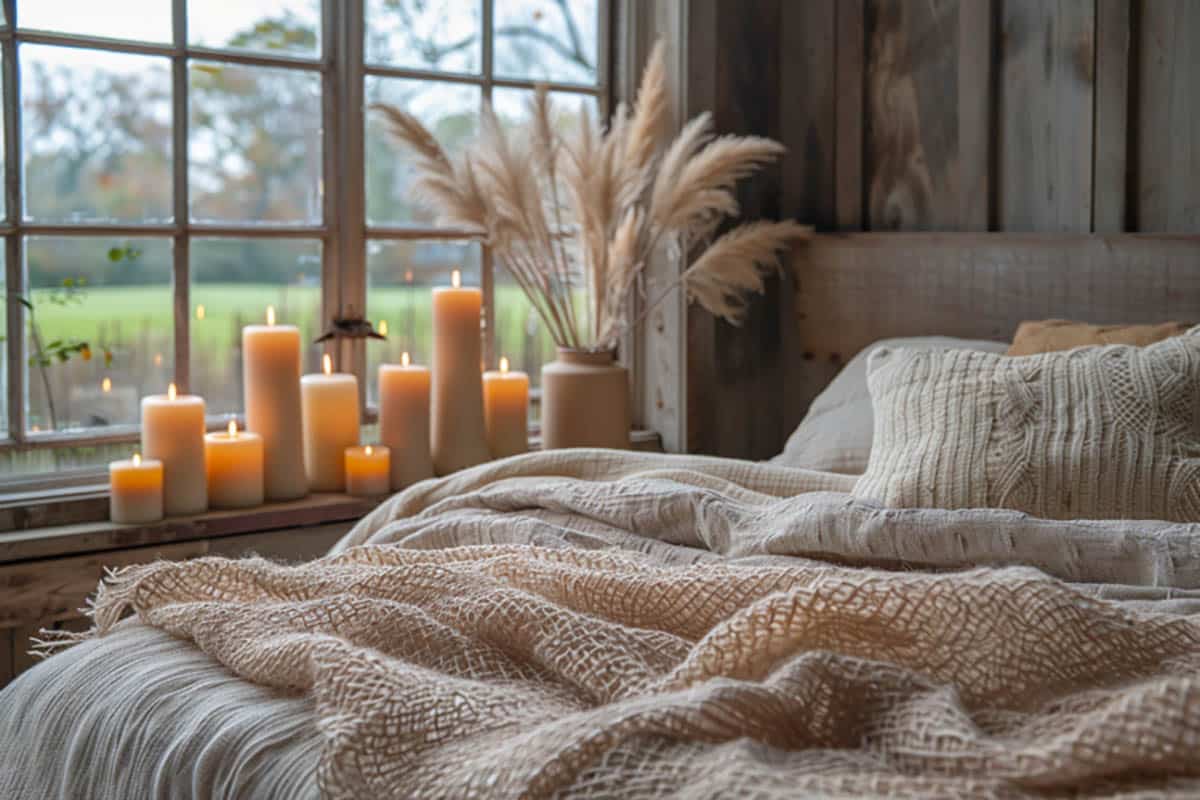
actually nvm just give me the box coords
[0,0,611,489]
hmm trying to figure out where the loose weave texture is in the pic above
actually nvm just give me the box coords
[17,450,1200,798]
[855,327,1200,521]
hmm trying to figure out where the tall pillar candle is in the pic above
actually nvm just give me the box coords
[431,270,489,475]
[483,357,529,459]
[243,306,309,500]
[301,354,360,492]
[205,420,265,509]
[378,352,434,490]
[141,383,207,516]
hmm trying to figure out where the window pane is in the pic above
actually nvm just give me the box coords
[190,237,324,415]
[24,237,173,433]
[493,267,559,394]
[18,1,172,43]
[189,61,322,224]
[0,441,145,480]
[189,0,320,58]
[366,78,479,227]
[491,87,600,136]
[365,0,480,73]
[494,0,599,85]
[366,239,481,403]
[22,46,172,224]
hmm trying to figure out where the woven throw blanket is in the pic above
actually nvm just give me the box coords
[61,451,1200,797]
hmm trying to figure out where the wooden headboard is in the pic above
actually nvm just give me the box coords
[785,232,1200,417]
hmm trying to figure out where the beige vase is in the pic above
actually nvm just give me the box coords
[540,348,630,450]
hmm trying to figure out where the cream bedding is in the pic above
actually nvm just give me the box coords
[3,450,1200,799]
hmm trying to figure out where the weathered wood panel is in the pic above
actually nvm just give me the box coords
[835,0,866,230]
[1093,0,1131,232]
[0,628,12,687]
[788,233,1200,410]
[997,0,1095,232]
[1135,0,1200,232]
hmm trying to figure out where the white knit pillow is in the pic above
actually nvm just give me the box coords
[854,327,1200,521]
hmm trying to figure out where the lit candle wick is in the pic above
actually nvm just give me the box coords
[133,453,142,466]
[266,305,276,326]
[451,269,461,289]
[322,353,333,375]
[228,419,238,438]
[401,351,410,367]
[499,356,510,373]
[365,445,373,456]
[101,377,112,393]
[168,382,178,401]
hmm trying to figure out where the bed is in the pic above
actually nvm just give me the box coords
[5,238,1200,798]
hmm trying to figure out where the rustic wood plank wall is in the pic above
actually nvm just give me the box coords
[686,0,1200,458]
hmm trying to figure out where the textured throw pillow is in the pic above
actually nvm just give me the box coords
[771,337,1008,474]
[854,328,1200,521]
[1007,319,1190,356]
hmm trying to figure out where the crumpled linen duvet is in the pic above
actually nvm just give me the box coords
[3,449,1200,799]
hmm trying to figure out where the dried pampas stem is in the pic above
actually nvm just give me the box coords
[373,36,807,352]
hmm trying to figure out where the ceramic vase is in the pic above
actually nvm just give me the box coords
[540,348,630,450]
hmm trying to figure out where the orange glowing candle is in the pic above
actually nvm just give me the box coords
[344,444,391,496]
[301,353,360,491]
[242,305,308,500]
[141,382,207,516]
[205,420,265,509]
[378,351,434,490]
[431,269,489,474]
[109,452,164,524]
[482,357,529,459]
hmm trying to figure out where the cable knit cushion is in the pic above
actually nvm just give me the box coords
[854,327,1200,521]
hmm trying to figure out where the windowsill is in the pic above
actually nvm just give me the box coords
[0,430,664,564]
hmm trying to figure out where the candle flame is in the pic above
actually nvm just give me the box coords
[153,353,163,367]
[133,453,142,466]
[101,377,112,393]
[228,419,238,437]
[499,356,510,373]
[266,305,276,326]
[378,319,389,336]
[168,382,178,401]
[404,269,414,283]
[195,304,206,321]
[365,445,373,456]
[323,353,333,375]
[401,351,410,367]
[451,269,461,289]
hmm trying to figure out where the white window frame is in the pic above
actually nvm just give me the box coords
[0,0,616,493]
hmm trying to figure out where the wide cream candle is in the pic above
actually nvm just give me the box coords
[243,306,308,501]
[301,354,360,492]
[483,357,529,459]
[141,383,207,516]
[205,420,264,509]
[378,352,434,490]
[109,453,163,524]
[431,270,489,475]
[345,444,390,496]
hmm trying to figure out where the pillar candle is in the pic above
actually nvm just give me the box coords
[243,306,309,501]
[205,420,264,509]
[483,357,529,459]
[141,383,207,516]
[378,352,434,490]
[109,453,163,524]
[345,444,390,496]
[301,354,360,492]
[431,270,489,475]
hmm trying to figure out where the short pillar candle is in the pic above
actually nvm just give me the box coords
[345,444,391,496]
[301,353,360,492]
[205,420,265,509]
[431,269,489,475]
[141,383,207,516]
[483,357,529,459]
[242,306,309,501]
[109,453,164,524]
[378,352,434,490]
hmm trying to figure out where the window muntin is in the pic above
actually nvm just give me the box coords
[0,0,608,488]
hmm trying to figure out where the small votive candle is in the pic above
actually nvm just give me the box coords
[483,357,529,459]
[205,420,265,509]
[109,453,164,524]
[344,444,391,497]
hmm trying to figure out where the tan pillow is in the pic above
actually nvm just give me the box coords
[1007,319,1190,356]
[854,327,1200,521]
